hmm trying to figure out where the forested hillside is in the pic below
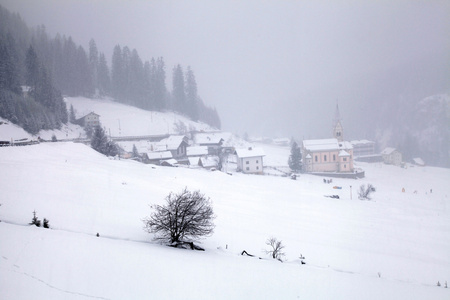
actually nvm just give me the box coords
[0,5,220,135]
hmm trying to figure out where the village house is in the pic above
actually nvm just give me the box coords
[154,135,189,160]
[142,151,173,165]
[194,133,224,155]
[77,112,100,128]
[350,140,376,157]
[235,147,265,174]
[381,147,403,166]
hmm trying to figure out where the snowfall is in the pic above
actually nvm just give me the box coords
[0,98,449,299]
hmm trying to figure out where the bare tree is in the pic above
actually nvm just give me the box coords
[265,237,286,261]
[143,188,215,249]
[358,184,376,200]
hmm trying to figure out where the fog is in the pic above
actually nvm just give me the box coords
[2,0,449,139]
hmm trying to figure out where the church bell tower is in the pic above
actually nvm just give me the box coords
[333,103,344,142]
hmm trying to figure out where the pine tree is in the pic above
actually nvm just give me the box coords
[69,104,76,123]
[97,52,111,95]
[288,140,302,172]
[91,126,108,154]
[89,39,99,94]
[185,66,199,121]
[30,210,41,227]
[172,64,185,113]
[25,45,40,90]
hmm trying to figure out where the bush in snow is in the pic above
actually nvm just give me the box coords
[264,237,286,262]
[143,188,215,249]
[43,218,50,228]
[30,210,41,227]
[358,184,376,200]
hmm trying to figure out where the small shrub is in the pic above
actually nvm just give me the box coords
[43,218,50,228]
[358,184,376,200]
[264,237,286,262]
[30,210,41,227]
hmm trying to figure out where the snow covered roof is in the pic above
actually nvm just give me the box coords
[339,150,350,157]
[146,151,173,160]
[200,156,219,168]
[303,139,340,151]
[195,133,224,145]
[187,146,208,156]
[413,157,425,166]
[156,135,187,151]
[350,140,375,145]
[381,147,397,155]
[235,147,265,158]
[338,141,353,150]
[188,157,201,166]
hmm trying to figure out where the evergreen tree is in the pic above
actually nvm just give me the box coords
[185,66,199,121]
[111,45,124,100]
[25,45,39,90]
[154,57,167,111]
[69,104,76,123]
[0,33,21,94]
[89,39,99,94]
[172,64,185,113]
[97,52,111,95]
[288,140,302,172]
[91,126,108,154]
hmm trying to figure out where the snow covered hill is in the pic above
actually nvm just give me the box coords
[1,142,449,299]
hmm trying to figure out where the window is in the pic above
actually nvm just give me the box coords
[246,167,249,171]
[324,155,327,162]
[246,161,249,164]
[315,155,318,162]
[256,160,259,164]
[256,166,259,170]
[344,164,346,169]
[333,154,336,161]
[343,158,347,162]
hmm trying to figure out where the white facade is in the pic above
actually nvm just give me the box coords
[381,147,402,166]
[235,147,265,174]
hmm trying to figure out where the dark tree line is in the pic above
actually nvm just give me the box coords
[0,4,221,134]
[0,6,67,134]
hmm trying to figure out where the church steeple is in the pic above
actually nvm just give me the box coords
[333,102,344,142]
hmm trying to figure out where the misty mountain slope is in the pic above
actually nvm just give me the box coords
[376,94,450,168]
[1,142,449,299]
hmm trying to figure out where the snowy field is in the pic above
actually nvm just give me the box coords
[1,142,449,299]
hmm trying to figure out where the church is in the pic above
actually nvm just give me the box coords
[302,104,354,174]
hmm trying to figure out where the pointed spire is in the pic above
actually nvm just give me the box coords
[333,100,341,126]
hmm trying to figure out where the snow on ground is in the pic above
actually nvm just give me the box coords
[1,142,449,299]
[65,97,215,137]
[0,118,33,141]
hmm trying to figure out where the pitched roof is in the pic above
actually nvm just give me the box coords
[146,151,173,160]
[303,139,340,151]
[156,135,187,151]
[235,147,265,158]
[187,146,208,156]
[381,147,397,155]
[339,150,350,157]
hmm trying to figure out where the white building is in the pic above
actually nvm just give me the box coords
[381,147,402,166]
[235,147,265,174]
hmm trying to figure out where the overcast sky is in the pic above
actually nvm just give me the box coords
[2,0,449,139]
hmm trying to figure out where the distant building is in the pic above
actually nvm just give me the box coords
[302,139,354,173]
[143,151,173,165]
[351,140,376,157]
[412,157,425,166]
[381,147,402,166]
[235,147,265,174]
[154,135,189,159]
[77,112,100,128]
[194,133,224,155]
[302,104,356,174]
